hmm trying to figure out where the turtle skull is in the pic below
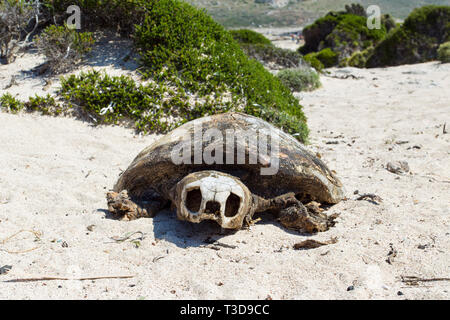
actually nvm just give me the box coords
[174,171,253,229]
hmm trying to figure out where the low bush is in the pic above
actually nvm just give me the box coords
[230,29,306,69]
[303,53,324,71]
[302,48,338,70]
[0,93,24,113]
[33,0,309,142]
[277,67,321,92]
[0,0,37,63]
[59,71,174,132]
[240,43,305,69]
[315,48,339,68]
[0,93,65,115]
[133,0,308,141]
[25,94,64,115]
[58,70,236,133]
[298,4,389,67]
[403,5,450,42]
[299,10,387,55]
[230,29,272,45]
[230,29,272,46]
[346,47,375,68]
[437,42,450,63]
[34,24,95,73]
[367,5,450,67]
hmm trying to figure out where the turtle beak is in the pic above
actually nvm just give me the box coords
[174,170,253,229]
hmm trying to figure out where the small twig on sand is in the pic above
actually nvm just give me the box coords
[325,73,362,80]
[418,175,450,184]
[356,193,383,205]
[108,231,145,243]
[152,255,166,263]
[201,242,238,250]
[4,275,134,283]
[293,237,338,250]
[213,242,237,249]
[401,276,450,286]
[202,237,238,250]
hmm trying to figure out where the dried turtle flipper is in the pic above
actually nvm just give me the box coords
[253,193,339,233]
[106,190,167,221]
[107,112,344,233]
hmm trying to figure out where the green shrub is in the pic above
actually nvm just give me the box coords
[347,47,375,68]
[60,71,180,132]
[299,11,387,55]
[299,13,340,55]
[34,24,95,73]
[133,0,308,141]
[231,29,305,69]
[367,28,436,67]
[38,0,309,142]
[332,14,386,43]
[403,5,450,42]
[277,67,321,92]
[0,93,24,113]
[42,0,144,34]
[367,5,450,67]
[298,6,389,67]
[303,53,324,71]
[0,93,67,115]
[437,42,450,63]
[315,48,339,68]
[25,94,64,116]
[230,29,272,46]
[59,70,240,133]
[240,43,305,68]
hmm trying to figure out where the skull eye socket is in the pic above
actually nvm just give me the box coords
[225,193,241,217]
[186,188,202,212]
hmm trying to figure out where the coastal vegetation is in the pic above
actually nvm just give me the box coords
[1,0,310,142]
[299,4,450,68]
[366,5,450,67]
[298,4,391,68]
[231,28,307,69]
[276,67,321,92]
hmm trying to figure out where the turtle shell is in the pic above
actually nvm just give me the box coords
[114,112,344,204]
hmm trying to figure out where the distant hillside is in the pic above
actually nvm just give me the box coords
[186,0,450,28]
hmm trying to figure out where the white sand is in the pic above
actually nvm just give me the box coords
[1,46,449,299]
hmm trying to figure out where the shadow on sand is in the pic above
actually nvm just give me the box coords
[99,207,313,248]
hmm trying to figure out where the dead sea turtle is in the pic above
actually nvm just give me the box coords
[107,112,344,233]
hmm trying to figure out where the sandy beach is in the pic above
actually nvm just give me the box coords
[1,51,449,299]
